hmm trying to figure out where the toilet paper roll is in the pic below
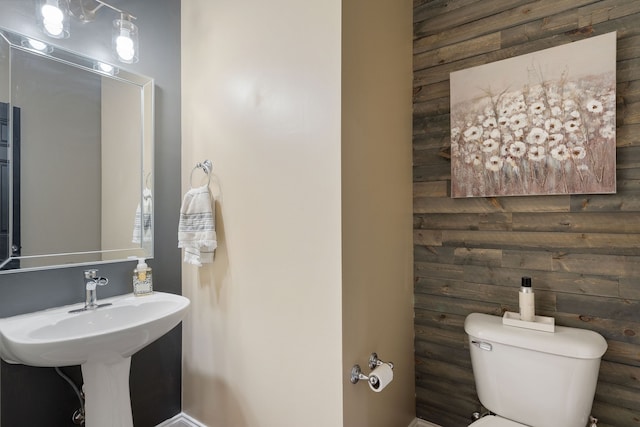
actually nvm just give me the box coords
[368,363,393,392]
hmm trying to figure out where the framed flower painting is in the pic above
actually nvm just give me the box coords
[449,32,617,198]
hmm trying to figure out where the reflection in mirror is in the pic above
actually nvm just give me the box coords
[0,28,153,272]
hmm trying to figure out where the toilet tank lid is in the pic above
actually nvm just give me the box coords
[464,313,608,359]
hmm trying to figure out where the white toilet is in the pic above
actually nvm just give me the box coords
[464,313,608,427]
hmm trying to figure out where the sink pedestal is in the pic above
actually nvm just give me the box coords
[82,356,133,427]
[0,292,190,426]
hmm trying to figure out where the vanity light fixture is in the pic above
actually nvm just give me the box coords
[38,0,139,64]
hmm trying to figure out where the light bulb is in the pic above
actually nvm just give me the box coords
[112,17,138,63]
[116,31,135,62]
[41,4,64,22]
[40,1,68,39]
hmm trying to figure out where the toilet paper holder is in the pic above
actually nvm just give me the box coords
[350,352,394,386]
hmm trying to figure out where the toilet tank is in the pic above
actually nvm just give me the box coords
[465,313,607,427]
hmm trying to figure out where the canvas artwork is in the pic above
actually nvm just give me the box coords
[449,32,617,198]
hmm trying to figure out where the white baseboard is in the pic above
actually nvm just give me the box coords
[159,413,435,427]
[409,418,442,427]
[156,412,206,427]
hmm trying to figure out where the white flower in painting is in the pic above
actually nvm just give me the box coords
[530,102,546,115]
[482,139,499,153]
[577,164,590,172]
[501,144,509,156]
[545,118,563,133]
[490,129,501,139]
[528,145,546,162]
[600,125,615,139]
[509,141,527,158]
[570,146,587,160]
[551,106,562,117]
[483,117,497,129]
[564,120,580,133]
[570,110,581,119]
[485,155,503,172]
[472,152,482,166]
[451,127,461,139]
[548,133,564,146]
[527,127,549,145]
[464,152,482,166]
[551,144,570,161]
[510,113,529,130]
[464,126,483,141]
[498,116,510,127]
[586,99,603,114]
[563,99,576,110]
[532,116,545,128]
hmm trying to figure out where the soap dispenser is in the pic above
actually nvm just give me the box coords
[133,258,153,296]
[519,276,535,322]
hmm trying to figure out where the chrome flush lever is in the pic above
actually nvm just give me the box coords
[471,340,492,351]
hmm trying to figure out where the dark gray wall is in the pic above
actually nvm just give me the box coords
[0,1,182,425]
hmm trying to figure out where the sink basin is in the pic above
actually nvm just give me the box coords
[0,292,190,367]
[0,291,190,427]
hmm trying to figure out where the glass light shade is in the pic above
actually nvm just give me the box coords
[112,17,138,64]
[39,0,70,39]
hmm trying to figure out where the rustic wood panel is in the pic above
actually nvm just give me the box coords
[512,212,640,233]
[414,212,512,231]
[413,1,640,425]
[599,360,640,390]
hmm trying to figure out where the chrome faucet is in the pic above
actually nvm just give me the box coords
[83,269,109,310]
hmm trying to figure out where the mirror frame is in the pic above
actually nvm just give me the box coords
[0,27,154,273]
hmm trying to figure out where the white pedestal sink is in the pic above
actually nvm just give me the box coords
[0,292,190,427]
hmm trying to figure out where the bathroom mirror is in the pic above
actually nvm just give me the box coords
[0,28,153,272]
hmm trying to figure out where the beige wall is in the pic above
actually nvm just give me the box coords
[181,1,343,426]
[341,0,414,425]
[181,0,414,426]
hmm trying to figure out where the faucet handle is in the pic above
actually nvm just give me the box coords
[84,269,99,279]
[95,277,109,287]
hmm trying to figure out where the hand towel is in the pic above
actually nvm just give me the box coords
[178,185,217,266]
[132,187,153,244]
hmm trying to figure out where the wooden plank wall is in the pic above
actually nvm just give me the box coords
[412,1,640,426]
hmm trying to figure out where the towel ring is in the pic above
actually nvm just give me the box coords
[190,160,213,188]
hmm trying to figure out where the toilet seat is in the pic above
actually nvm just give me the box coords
[468,415,528,427]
